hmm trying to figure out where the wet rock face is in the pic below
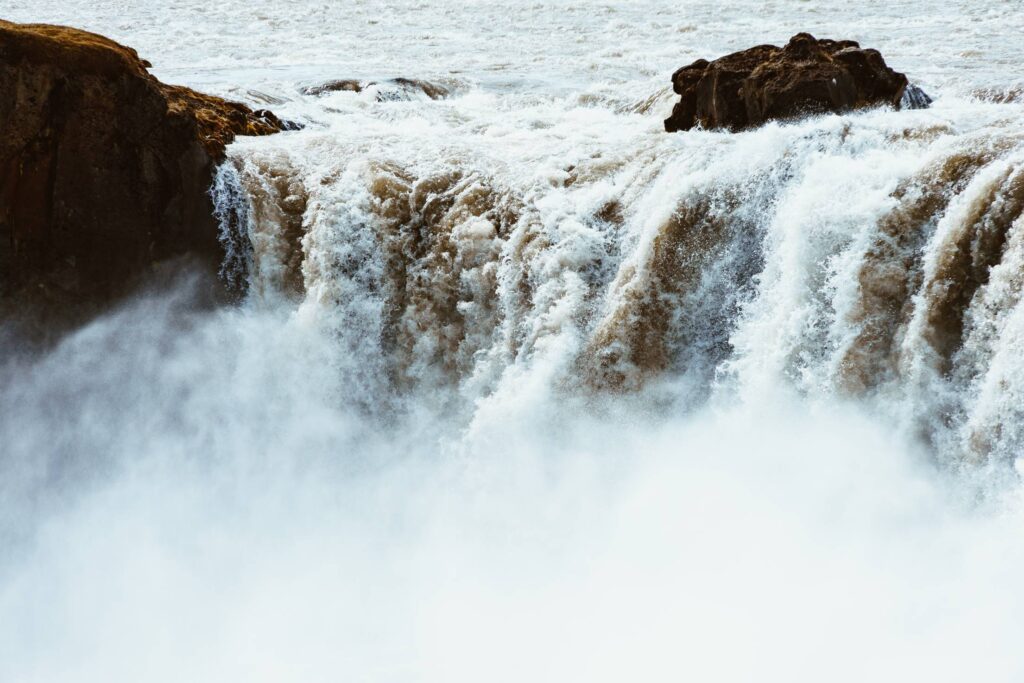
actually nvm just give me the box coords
[0,20,282,309]
[665,33,920,132]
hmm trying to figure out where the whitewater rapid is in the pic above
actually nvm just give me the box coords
[4,1,1024,681]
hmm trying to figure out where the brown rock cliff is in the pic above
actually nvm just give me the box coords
[0,20,282,313]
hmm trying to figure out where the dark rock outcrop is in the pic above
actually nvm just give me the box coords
[0,20,283,314]
[665,33,925,132]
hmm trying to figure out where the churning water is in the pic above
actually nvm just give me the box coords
[3,1,1024,681]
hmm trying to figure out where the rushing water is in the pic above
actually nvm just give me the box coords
[4,1,1024,681]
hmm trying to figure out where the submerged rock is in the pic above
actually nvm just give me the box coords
[302,77,450,101]
[302,78,364,96]
[665,33,925,132]
[900,83,933,110]
[0,20,283,312]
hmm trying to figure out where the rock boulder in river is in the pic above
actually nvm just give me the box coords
[0,20,283,314]
[665,33,925,132]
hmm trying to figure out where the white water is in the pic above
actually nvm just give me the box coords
[4,2,1024,681]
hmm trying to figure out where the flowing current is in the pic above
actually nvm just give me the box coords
[4,1,1024,681]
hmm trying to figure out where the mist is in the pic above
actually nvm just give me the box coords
[2,281,1023,683]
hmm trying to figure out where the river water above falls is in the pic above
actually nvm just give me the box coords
[3,1,1024,681]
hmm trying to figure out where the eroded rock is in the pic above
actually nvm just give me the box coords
[665,33,925,132]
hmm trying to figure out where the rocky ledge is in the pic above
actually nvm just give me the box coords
[665,33,930,132]
[0,20,283,319]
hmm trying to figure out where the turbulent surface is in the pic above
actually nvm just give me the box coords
[3,1,1024,682]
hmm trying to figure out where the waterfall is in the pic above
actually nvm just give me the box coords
[214,103,1024,464]
[6,1,1024,680]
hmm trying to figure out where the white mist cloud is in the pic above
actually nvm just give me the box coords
[3,289,1024,683]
